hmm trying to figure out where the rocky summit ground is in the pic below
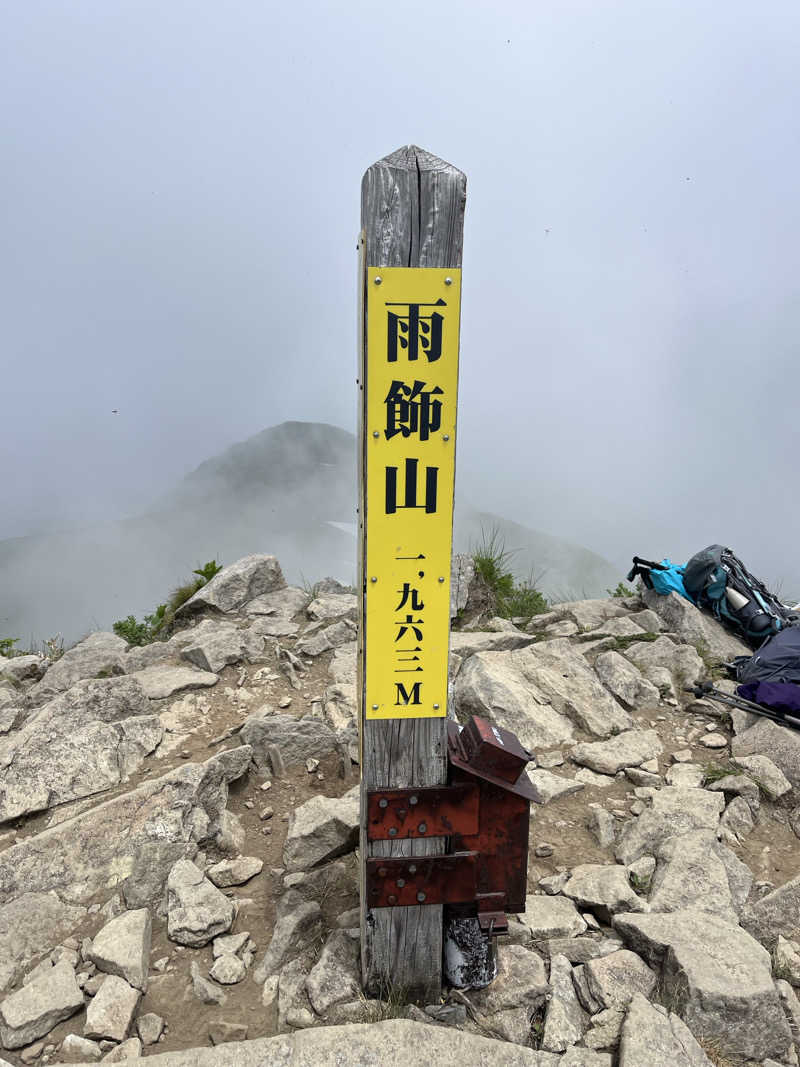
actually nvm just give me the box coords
[1,554,800,1067]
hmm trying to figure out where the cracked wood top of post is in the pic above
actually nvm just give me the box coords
[361,144,466,269]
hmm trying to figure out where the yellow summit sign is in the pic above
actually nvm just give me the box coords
[364,267,462,720]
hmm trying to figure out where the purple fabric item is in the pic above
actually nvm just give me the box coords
[738,681,800,715]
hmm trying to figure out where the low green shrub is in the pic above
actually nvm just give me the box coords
[471,527,548,622]
[113,560,222,646]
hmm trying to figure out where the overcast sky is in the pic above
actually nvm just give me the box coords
[3,1,800,590]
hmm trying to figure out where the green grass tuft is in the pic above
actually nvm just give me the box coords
[471,527,548,623]
[113,559,222,646]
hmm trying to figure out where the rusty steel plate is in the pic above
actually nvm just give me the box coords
[366,784,479,841]
[366,851,478,908]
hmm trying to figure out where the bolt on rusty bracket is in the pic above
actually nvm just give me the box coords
[366,852,479,908]
[366,784,479,841]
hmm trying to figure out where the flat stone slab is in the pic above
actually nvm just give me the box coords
[48,1019,572,1065]
[528,770,585,805]
[741,873,800,950]
[563,865,648,921]
[178,555,286,617]
[0,961,84,1050]
[571,730,662,776]
[521,896,588,939]
[132,665,218,700]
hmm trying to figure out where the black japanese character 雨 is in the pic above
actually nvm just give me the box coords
[386,300,446,363]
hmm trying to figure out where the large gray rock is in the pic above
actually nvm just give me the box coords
[521,896,587,939]
[87,908,151,991]
[571,730,662,776]
[0,961,84,1050]
[468,944,549,1046]
[729,753,791,799]
[542,953,587,1052]
[549,600,628,631]
[0,748,251,983]
[449,632,538,659]
[30,633,128,698]
[454,651,575,751]
[512,640,633,738]
[180,621,263,673]
[594,652,660,711]
[47,1019,567,1065]
[0,892,86,993]
[618,992,714,1067]
[562,865,648,921]
[283,787,359,872]
[612,909,792,1061]
[84,975,140,1042]
[240,711,337,771]
[305,930,360,1016]
[253,892,322,983]
[732,718,800,792]
[642,589,752,661]
[246,587,309,635]
[622,637,704,690]
[741,874,800,950]
[648,830,751,921]
[131,665,218,700]
[0,677,161,824]
[615,787,725,865]
[166,860,235,947]
[583,950,657,1012]
[178,555,286,617]
[295,619,358,657]
[0,655,45,684]
[305,592,357,622]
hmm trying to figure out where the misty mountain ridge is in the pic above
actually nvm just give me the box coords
[0,421,621,644]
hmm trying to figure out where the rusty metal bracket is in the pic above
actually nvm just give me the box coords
[366,784,479,841]
[366,852,478,908]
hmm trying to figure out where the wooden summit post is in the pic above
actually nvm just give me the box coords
[358,146,466,1000]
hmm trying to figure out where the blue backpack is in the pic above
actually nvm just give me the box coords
[626,556,693,602]
[683,544,797,646]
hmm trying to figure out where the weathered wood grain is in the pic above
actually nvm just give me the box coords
[358,145,466,1001]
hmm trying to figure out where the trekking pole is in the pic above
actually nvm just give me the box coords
[684,681,800,733]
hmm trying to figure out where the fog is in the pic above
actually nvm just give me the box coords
[3,1,800,641]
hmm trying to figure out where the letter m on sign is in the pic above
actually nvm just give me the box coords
[395,682,422,706]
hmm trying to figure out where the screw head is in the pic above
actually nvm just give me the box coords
[396,878,406,888]
[388,894,397,905]
[378,867,388,877]
[372,430,379,438]
[372,703,379,710]
[417,892,426,902]
[438,576,445,583]
[433,704,440,710]
[444,277,452,286]
[388,827,398,836]
[370,576,377,583]
[408,864,417,874]
[409,795,418,805]
[443,434,450,441]
[378,798,388,809]
[374,276,382,285]
[418,822,427,834]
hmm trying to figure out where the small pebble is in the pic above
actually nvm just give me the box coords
[260,781,272,791]
[317,772,325,781]
[260,807,274,821]
[279,697,292,708]
[244,801,254,810]
[701,733,728,749]
[306,758,320,773]
[534,843,554,858]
